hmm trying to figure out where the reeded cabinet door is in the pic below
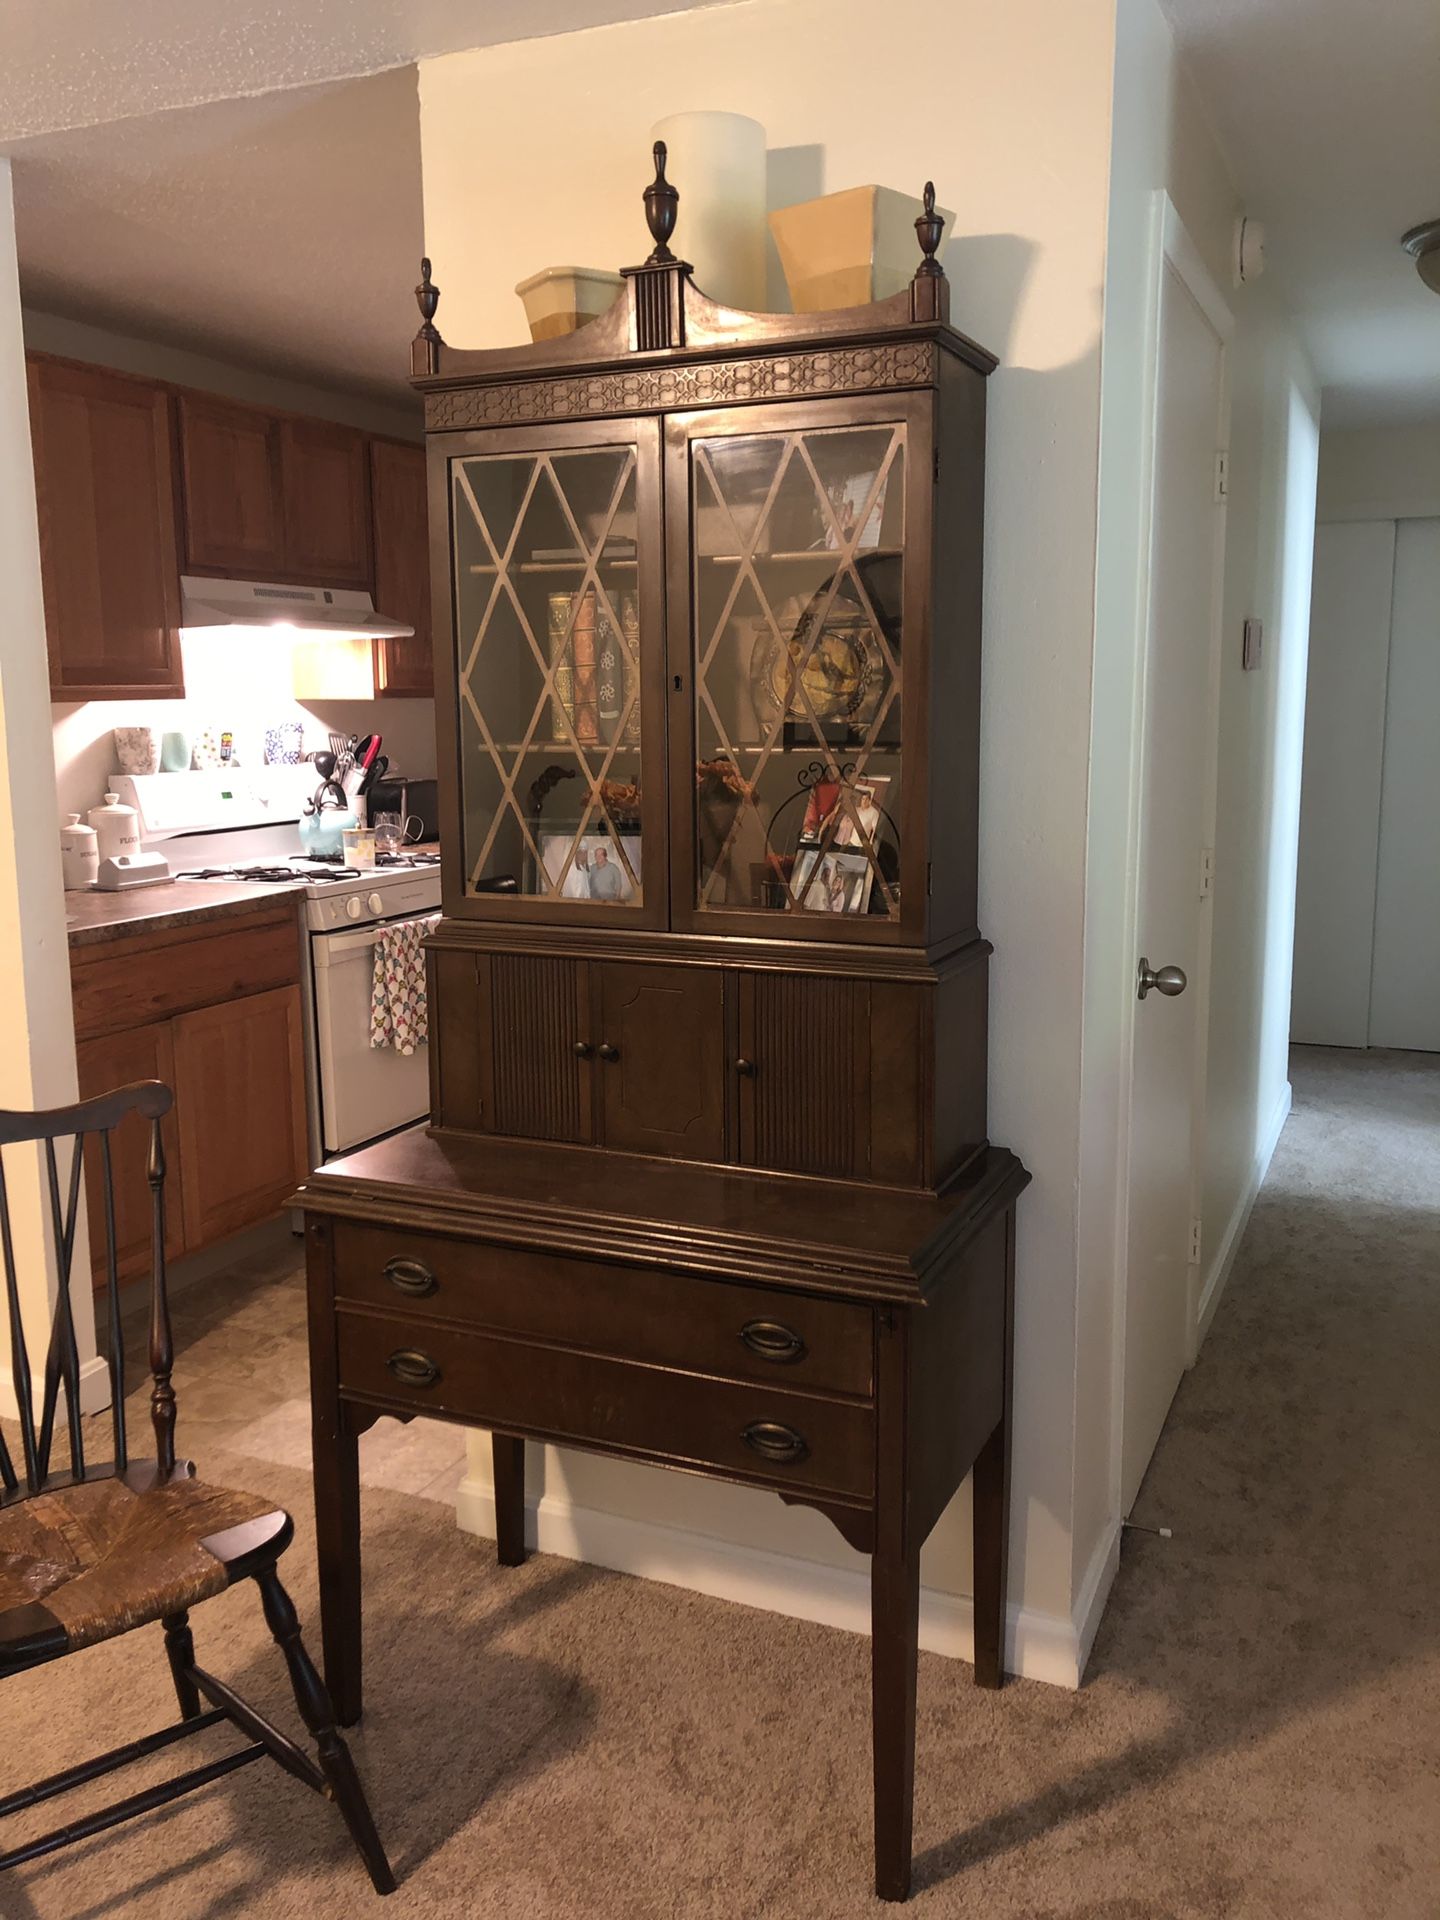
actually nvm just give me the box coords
[736,971,926,1185]
[479,951,593,1144]
[594,963,726,1163]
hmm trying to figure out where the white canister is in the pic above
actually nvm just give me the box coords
[650,111,767,310]
[60,813,99,890]
[87,791,140,863]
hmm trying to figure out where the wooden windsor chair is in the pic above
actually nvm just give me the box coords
[0,1078,394,1893]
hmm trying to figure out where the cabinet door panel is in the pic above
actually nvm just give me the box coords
[281,418,372,587]
[371,438,432,694]
[172,986,308,1248]
[737,972,926,1185]
[440,416,668,929]
[76,1022,184,1287]
[178,393,285,575]
[28,357,183,699]
[596,963,726,1162]
[483,952,591,1144]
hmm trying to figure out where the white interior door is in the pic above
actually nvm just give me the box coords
[1291,520,1396,1046]
[1369,518,1440,1051]
[1121,227,1228,1514]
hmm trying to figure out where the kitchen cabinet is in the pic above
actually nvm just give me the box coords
[370,437,432,695]
[177,391,287,575]
[27,355,185,701]
[173,984,308,1244]
[279,416,372,588]
[70,902,309,1285]
[76,1019,185,1282]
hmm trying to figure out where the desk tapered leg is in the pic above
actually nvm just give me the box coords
[872,1308,919,1901]
[493,1433,527,1566]
[307,1219,364,1729]
[973,1204,1016,1690]
[314,1405,364,1726]
[872,1524,921,1901]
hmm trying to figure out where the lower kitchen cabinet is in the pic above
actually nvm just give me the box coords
[172,985,309,1246]
[70,906,310,1285]
[76,1019,186,1283]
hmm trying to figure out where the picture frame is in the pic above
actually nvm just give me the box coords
[791,846,874,915]
[539,831,641,903]
[833,775,891,850]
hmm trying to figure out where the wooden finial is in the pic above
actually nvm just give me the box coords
[644,141,679,264]
[914,182,945,278]
[414,257,442,340]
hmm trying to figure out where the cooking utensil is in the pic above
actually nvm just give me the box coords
[358,753,389,797]
[328,731,350,760]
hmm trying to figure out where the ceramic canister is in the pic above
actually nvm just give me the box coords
[60,813,99,889]
[87,791,140,862]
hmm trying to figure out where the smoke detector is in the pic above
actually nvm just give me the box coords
[1402,221,1440,295]
[1233,215,1266,287]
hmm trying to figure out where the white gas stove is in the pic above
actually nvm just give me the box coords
[113,768,443,1161]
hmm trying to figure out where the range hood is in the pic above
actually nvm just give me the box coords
[180,575,415,641]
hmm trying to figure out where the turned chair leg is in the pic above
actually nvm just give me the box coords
[162,1610,202,1721]
[255,1565,396,1895]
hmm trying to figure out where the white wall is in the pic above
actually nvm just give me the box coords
[1316,423,1440,523]
[0,163,100,1413]
[26,312,436,823]
[419,0,1118,1680]
[1079,0,1318,1596]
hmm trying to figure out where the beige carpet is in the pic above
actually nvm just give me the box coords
[3,1045,1436,1918]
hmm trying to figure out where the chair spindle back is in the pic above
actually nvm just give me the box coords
[0,1079,175,1503]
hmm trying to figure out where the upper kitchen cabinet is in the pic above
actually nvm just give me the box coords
[177,391,287,575]
[28,355,185,701]
[280,416,373,588]
[369,436,432,695]
[178,393,372,587]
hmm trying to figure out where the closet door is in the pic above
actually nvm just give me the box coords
[1369,519,1440,1051]
[1291,522,1395,1046]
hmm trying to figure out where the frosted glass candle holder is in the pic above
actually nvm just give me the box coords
[650,111,767,311]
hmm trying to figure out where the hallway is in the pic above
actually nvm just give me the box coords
[4,1048,1437,1918]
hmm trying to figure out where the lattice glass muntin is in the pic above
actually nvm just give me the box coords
[453,445,644,906]
[691,423,905,919]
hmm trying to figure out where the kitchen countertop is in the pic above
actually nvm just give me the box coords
[66,878,304,949]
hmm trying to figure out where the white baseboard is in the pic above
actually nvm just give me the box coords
[456,1476,1088,1690]
[0,1352,111,1424]
[1072,1518,1122,1682]
[1196,1078,1292,1348]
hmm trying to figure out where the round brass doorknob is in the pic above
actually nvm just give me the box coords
[1137,958,1187,1001]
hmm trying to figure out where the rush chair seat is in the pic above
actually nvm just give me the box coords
[0,1080,393,1893]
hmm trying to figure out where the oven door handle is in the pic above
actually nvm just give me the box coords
[311,910,441,963]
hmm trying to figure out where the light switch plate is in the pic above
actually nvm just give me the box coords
[1242,616,1263,671]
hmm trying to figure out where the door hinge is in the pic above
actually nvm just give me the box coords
[1199,846,1215,897]
[1214,450,1229,501]
[1188,1218,1202,1266]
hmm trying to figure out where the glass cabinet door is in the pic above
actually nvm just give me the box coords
[449,424,660,917]
[681,407,912,934]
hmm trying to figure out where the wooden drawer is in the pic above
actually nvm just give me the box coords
[337,1307,874,1501]
[330,1220,873,1399]
[71,906,300,1042]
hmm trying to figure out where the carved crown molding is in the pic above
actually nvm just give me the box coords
[424,341,938,432]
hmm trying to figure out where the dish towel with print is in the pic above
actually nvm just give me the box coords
[370,918,428,1055]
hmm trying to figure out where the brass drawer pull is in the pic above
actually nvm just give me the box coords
[739,1319,807,1364]
[387,1348,440,1388]
[742,1421,809,1465]
[597,1042,620,1062]
[383,1256,438,1298]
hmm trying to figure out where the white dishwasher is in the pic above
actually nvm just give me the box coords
[307,897,441,1160]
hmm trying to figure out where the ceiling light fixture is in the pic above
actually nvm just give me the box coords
[1401,221,1440,295]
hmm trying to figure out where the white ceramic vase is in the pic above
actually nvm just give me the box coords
[650,111,767,310]
[514,266,624,342]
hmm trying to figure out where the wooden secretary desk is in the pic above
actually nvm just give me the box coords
[297,153,1029,1902]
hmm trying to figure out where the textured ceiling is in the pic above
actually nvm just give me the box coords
[1162,0,1440,426]
[0,0,734,141]
[10,69,427,401]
